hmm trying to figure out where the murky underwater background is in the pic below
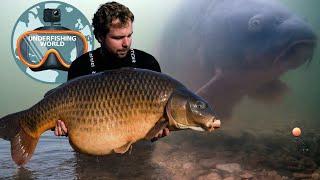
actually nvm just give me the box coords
[1,0,320,179]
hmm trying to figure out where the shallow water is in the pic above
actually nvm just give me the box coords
[1,0,320,179]
[1,129,320,179]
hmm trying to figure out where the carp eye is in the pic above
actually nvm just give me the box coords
[275,17,285,25]
[248,16,262,32]
[195,101,207,110]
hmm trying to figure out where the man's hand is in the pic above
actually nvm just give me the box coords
[54,120,170,141]
[54,120,68,136]
[151,128,170,142]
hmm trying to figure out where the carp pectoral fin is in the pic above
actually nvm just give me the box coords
[145,119,169,140]
[113,142,133,154]
[11,128,39,166]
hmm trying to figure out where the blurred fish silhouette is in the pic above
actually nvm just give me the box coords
[157,0,317,119]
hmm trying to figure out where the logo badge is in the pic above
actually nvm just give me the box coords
[11,1,94,83]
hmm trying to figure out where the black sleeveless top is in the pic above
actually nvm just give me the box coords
[67,47,161,80]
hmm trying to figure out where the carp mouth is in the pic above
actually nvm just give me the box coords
[176,119,221,132]
[273,40,316,69]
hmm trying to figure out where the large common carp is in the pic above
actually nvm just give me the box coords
[0,68,220,166]
[157,0,317,118]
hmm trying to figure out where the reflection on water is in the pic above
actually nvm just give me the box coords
[73,142,160,179]
[0,132,168,179]
[0,132,76,179]
[1,130,320,179]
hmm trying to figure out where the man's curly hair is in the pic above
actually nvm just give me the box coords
[92,1,134,41]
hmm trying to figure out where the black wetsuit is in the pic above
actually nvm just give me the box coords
[68,47,161,80]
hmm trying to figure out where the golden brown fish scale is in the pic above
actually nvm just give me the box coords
[17,69,180,155]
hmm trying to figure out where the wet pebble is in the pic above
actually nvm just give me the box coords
[292,172,312,179]
[257,170,285,180]
[197,172,222,180]
[216,163,242,173]
[172,174,188,180]
[183,162,195,170]
[153,141,173,155]
[151,141,173,165]
[312,172,320,179]
[198,158,218,169]
[223,176,237,180]
[239,171,254,179]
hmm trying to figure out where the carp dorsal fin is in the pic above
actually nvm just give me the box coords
[44,88,56,97]
[145,118,169,140]
[11,128,39,166]
[113,141,133,154]
[44,87,59,97]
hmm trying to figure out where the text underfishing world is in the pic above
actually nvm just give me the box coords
[11,1,94,83]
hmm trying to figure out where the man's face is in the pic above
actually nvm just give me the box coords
[102,19,133,58]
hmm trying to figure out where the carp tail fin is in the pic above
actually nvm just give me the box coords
[11,128,39,166]
[0,112,39,166]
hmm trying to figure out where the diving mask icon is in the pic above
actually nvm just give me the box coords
[16,30,88,71]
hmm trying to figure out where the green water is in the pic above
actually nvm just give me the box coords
[0,0,319,179]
